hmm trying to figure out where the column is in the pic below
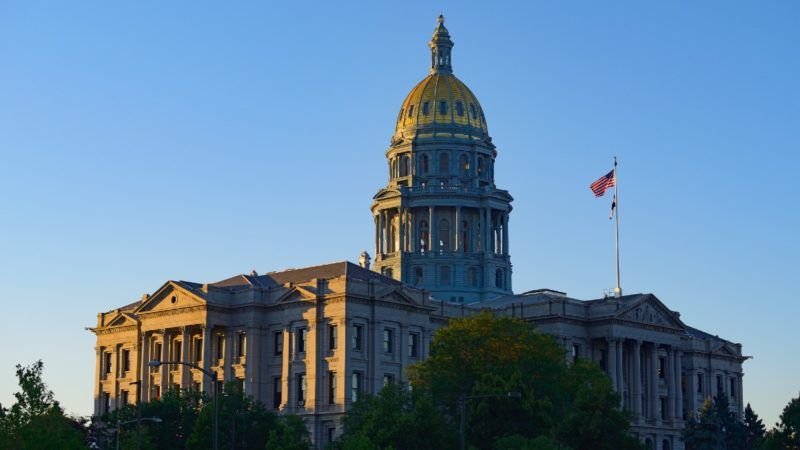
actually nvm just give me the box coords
[429,206,436,253]
[160,331,170,391]
[245,327,260,398]
[502,212,509,255]
[478,207,485,253]
[181,327,191,389]
[397,207,404,252]
[607,338,618,391]
[407,209,414,252]
[666,347,676,421]
[374,215,379,257]
[455,207,461,253]
[94,347,103,414]
[674,349,683,421]
[485,208,493,253]
[689,365,697,418]
[633,340,642,421]
[649,343,659,422]
[140,332,150,402]
[616,339,624,403]
[202,326,213,393]
[280,329,291,410]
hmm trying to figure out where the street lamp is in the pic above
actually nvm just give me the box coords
[115,417,161,450]
[149,360,219,450]
[458,391,522,450]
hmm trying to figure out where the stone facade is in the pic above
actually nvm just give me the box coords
[90,16,747,450]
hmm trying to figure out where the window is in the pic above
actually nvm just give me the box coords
[439,100,447,115]
[173,341,182,361]
[352,372,362,402]
[120,390,129,406]
[439,219,450,251]
[216,335,224,360]
[328,372,337,404]
[413,267,423,286]
[352,324,363,351]
[440,266,451,285]
[297,373,307,404]
[154,342,162,361]
[477,157,484,177]
[104,352,113,375]
[495,268,504,288]
[102,392,110,413]
[383,328,394,354]
[459,155,469,177]
[397,108,404,121]
[461,221,470,252]
[297,328,307,353]
[420,154,429,175]
[274,331,284,355]
[697,373,704,393]
[420,220,429,251]
[193,381,201,392]
[408,332,419,358]
[599,349,607,371]
[439,153,449,175]
[572,344,581,360]
[407,104,414,117]
[237,333,246,358]
[660,397,667,420]
[384,267,394,279]
[422,101,430,115]
[716,375,723,394]
[469,267,479,287]
[383,374,394,387]
[456,100,464,116]
[121,349,130,373]
[329,325,338,350]
[235,378,245,393]
[730,378,736,398]
[194,338,203,363]
[469,103,477,119]
[153,385,161,400]
[659,357,666,378]
[273,377,282,409]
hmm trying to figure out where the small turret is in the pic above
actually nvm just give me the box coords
[429,15,454,74]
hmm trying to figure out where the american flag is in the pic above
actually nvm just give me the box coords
[590,169,616,197]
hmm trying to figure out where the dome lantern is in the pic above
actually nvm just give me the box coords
[429,14,453,74]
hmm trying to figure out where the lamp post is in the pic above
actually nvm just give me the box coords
[458,391,522,450]
[115,417,161,450]
[149,360,218,450]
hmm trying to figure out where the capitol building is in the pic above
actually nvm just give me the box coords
[91,16,747,450]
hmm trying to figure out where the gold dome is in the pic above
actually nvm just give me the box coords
[393,16,489,141]
[394,73,488,140]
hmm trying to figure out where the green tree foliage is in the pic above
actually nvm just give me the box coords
[682,394,753,450]
[742,404,765,449]
[0,360,87,449]
[341,312,641,450]
[336,383,456,450]
[761,393,800,450]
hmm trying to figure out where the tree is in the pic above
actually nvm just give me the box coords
[336,383,456,450]
[0,360,87,449]
[761,393,800,450]
[682,394,748,450]
[742,404,765,449]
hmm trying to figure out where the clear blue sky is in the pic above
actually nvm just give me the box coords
[1,0,797,427]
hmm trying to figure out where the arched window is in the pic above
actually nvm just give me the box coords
[420,155,429,175]
[495,269,504,289]
[384,268,394,279]
[392,158,398,179]
[469,103,477,120]
[468,267,478,288]
[661,439,670,450]
[440,266,451,285]
[461,221,470,252]
[644,439,654,450]
[438,219,450,252]
[399,155,409,177]
[477,157,484,178]
[439,153,449,175]
[390,223,397,252]
[419,220,429,252]
[459,154,469,177]
[413,267,423,286]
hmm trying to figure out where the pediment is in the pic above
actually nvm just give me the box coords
[135,282,206,313]
[618,295,685,329]
[376,287,416,305]
[275,286,317,304]
[106,311,138,327]
[716,344,738,356]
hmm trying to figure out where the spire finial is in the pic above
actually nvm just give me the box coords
[429,14,454,74]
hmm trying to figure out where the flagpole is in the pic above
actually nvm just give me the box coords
[613,156,621,297]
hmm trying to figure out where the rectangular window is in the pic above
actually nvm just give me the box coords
[329,325,338,350]
[408,332,419,358]
[104,352,113,375]
[120,390,128,406]
[383,328,394,354]
[353,325,363,351]
[352,372,362,403]
[328,372,337,404]
[193,381,200,392]
[195,338,203,362]
[422,101,430,115]
[153,385,161,400]
[121,349,130,373]
[660,397,667,420]
[273,377,282,409]
[658,357,665,378]
[572,344,581,360]
[383,374,394,387]
[297,373,307,404]
[697,373,704,393]
[297,328,307,353]
[440,266,451,285]
[730,378,736,398]
[717,375,723,394]
[216,335,224,360]
[439,100,447,115]
[154,342,162,361]
[599,349,607,371]
[174,341,182,361]
[237,333,246,358]
[274,331,284,355]
[235,378,244,393]
[102,392,110,413]
[407,104,414,117]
